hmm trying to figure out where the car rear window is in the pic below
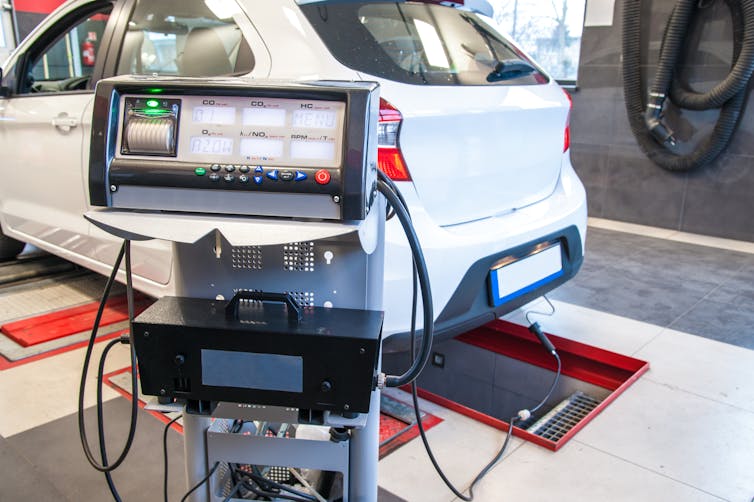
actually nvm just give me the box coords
[299,1,548,86]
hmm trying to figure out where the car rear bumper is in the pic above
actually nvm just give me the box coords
[381,157,587,351]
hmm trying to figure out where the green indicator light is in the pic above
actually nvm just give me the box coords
[146,99,160,108]
[195,167,206,176]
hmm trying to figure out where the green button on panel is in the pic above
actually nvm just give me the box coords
[195,167,206,176]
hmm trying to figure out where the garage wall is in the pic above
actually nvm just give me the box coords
[571,0,754,241]
[12,0,61,41]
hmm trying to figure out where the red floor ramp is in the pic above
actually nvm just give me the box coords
[1,294,151,347]
[379,393,442,458]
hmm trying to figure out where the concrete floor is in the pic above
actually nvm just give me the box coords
[1,218,753,501]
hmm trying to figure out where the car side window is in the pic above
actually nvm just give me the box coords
[116,0,254,77]
[21,7,112,94]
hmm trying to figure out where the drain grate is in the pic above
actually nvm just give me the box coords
[524,391,601,442]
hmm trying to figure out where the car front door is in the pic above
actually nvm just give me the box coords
[81,0,272,288]
[0,0,117,256]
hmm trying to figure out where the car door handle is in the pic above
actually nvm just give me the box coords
[52,113,78,132]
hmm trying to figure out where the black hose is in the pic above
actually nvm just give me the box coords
[78,240,139,473]
[623,0,754,172]
[163,414,183,502]
[97,337,125,501]
[377,179,434,388]
[667,1,753,109]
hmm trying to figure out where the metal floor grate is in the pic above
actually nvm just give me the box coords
[524,391,601,442]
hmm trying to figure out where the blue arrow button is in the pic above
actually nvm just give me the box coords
[295,171,307,181]
[253,176,263,185]
[266,169,279,181]
[254,165,264,174]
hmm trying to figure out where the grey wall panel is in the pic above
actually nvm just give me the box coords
[571,0,754,241]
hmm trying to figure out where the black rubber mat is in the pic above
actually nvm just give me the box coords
[4,398,187,501]
[0,435,67,502]
[2,397,407,501]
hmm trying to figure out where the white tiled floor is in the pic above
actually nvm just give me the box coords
[380,387,526,501]
[635,329,754,413]
[380,303,754,502]
[0,341,131,437]
[576,378,754,502]
[470,440,724,502]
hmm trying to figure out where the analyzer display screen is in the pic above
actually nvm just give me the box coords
[290,140,336,161]
[192,106,236,125]
[190,136,234,155]
[117,94,347,169]
[94,78,378,221]
[292,109,338,129]
[239,138,285,159]
[242,107,287,127]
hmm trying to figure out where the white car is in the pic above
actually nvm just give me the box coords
[0,0,586,346]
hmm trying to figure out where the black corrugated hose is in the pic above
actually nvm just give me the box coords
[623,0,754,171]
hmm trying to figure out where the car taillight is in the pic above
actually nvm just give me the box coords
[378,98,411,181]
[563,88,572,152]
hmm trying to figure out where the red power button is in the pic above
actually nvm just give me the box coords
[315,169,331,185]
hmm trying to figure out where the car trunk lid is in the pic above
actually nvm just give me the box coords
[382,81,569,226]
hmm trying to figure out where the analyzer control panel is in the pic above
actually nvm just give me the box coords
[89,77,379,221]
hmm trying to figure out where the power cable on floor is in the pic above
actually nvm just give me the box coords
[163,414,183,502]
[97,337,126,502]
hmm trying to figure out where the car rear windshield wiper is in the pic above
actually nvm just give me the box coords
[486,59,536,82]
[460,14,535,83]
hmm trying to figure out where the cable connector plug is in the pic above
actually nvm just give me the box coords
[119,334,131,344]
[517,409,531,421]
[528,322,556,355]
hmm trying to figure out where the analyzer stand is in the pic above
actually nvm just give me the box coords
[87,203,386,502]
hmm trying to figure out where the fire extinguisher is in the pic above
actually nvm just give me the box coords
[81,39,95,67]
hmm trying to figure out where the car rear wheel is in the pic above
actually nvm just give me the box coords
[0,228,25,262]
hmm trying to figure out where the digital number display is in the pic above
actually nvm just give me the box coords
[242,108,287,127]
[192,106,236,125]
[292,110,338,129]
[240,138,285,159]
[146,95,346,167]
[290,140,336,161]
[190,137,233,155]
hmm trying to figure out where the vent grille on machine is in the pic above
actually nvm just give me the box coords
[231,246,263,270]
[283,242,315,272]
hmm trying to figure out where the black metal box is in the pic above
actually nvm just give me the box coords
[132,295,383,413]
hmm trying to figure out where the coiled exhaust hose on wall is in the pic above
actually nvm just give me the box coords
[622,0,754,172]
